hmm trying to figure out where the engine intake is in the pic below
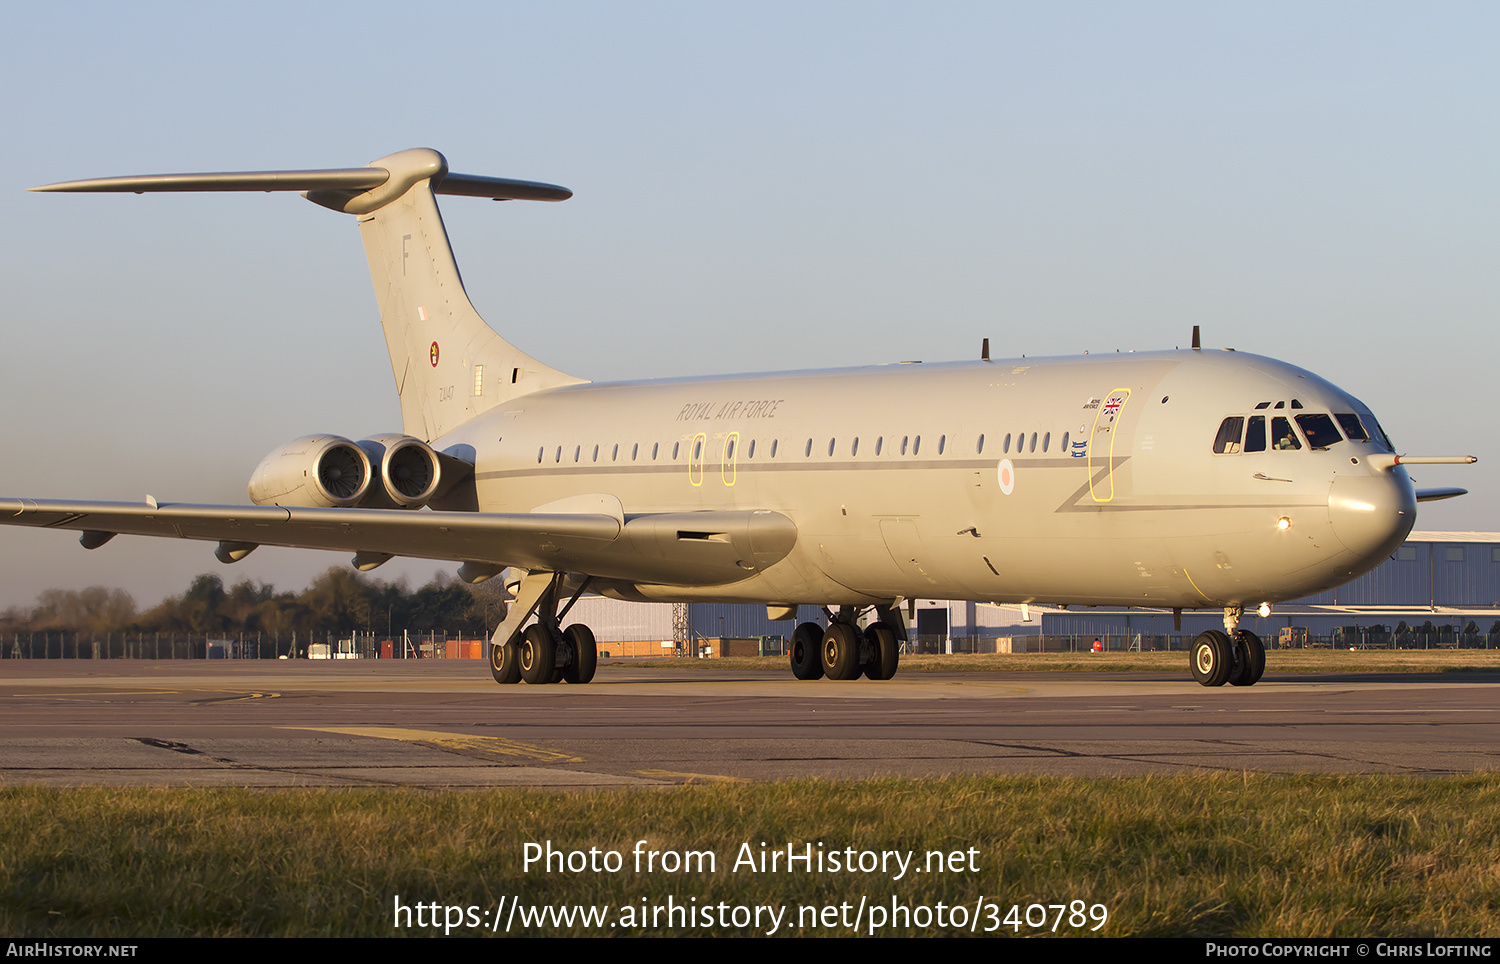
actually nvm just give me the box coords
[358,434,443,508]
[248,435,373,508]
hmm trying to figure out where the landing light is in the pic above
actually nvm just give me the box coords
[1276,516,1292,531]
[1258,602,1271,618]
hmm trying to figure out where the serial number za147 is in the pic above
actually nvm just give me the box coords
[1002,901,1107,932]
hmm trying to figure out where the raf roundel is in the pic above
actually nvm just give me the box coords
[997,458,1015,496]
[429,341,440,367]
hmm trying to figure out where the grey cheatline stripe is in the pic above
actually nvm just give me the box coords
[477,456,1082,482]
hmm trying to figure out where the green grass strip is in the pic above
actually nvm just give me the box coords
[3,775,1498,937]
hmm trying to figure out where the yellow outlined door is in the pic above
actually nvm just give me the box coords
[1088,388,1131,503]
[688,432,706,487]
[722,431,739,486]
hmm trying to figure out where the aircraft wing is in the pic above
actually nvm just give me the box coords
[0,499,797,587]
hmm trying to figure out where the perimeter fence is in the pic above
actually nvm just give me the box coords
[1,630,481,660]
[916,630,1500,654]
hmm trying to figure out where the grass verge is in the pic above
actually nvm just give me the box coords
[3,774,1498,937]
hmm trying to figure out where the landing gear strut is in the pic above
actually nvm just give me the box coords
[1189,607,1265,687]
[488,571,599,686]
[788,603,904,682]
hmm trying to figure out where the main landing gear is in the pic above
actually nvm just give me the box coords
[489,572,597,686]
[789,604,903,681]
[1190,606,1265,687]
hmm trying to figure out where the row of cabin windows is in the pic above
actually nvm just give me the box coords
[1212,410,1389,455]
[536,430,1070,464]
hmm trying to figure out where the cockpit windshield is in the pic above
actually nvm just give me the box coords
[1213,405,1382,454]
[1294,413,1342,450]
[1335,413,1368,442]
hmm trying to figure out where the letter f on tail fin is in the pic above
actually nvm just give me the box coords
[33,147,586,441]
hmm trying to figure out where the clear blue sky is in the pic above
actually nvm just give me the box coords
[1,2,1495,609]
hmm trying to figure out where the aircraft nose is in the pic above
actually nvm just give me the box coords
[1327,473,1416,561]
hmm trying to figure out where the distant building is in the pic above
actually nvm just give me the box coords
[562,531,1500,653]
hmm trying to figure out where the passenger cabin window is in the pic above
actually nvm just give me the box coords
[1213,417,1244,454]
[977,434,985,454]
[875,437,883,456]
[1003,434,1011,453]
[770,440,779,458]
[1041,432,1050,453]
[1295,414,1342,450]
[1270,417,1301,450]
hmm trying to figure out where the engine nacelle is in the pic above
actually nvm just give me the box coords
[248,435,373,508]
[357,434,444,509]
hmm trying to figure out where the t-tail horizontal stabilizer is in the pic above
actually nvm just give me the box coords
[32,149,585,441]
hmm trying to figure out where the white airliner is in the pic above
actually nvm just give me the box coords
[4,148,1476,688]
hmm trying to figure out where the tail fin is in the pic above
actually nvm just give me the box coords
[33,147,585,441]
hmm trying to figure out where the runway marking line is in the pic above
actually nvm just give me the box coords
[281,726,583,763]
[633,768,747,784]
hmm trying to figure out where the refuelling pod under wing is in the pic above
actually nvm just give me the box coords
[248,435,372,508]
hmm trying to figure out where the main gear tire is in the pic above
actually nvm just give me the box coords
[862,623,900,680]
[790,621,825,680]
[562,624,597,684]
[519,624,557,685]
[490,634,521,685]
[821,623,862,680]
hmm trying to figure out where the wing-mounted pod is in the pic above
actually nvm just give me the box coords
[248,435,373,508]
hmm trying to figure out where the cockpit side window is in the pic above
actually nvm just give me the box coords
[1335,413,1369,442]
[1271,416,1302,450]
[1245,416,1267,453]
[1213,417,1244,454]
[1371,418,1396,452]
[1295,414,1342,450]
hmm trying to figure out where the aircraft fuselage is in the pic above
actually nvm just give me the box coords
[436,347,1415,611]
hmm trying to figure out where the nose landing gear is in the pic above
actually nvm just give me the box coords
[1190,606,1266,687]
